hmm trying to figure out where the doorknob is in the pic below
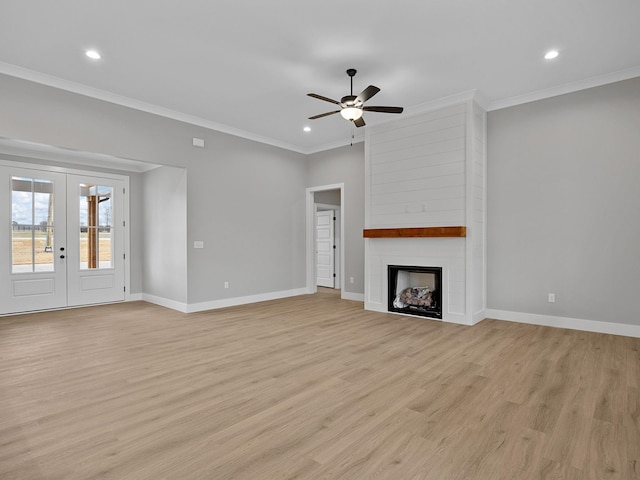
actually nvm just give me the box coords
[60,255,65,259]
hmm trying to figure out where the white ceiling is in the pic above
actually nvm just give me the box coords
[1,0,640,154]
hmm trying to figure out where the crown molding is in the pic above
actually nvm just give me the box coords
[488,66,640,111]
[0,62,307,154]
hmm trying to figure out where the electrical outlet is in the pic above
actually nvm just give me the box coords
[548,293,555,303]
[224,281,229,289]
[350,277,354,284]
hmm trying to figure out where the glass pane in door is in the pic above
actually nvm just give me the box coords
[79,184,114,269]
[11,177,55,273]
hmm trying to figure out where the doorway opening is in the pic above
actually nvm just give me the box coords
[315,190,341,290]
[306,184,345,297]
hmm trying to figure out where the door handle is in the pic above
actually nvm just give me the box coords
[60,255,65,259]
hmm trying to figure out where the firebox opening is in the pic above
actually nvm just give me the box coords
[388,265,442,319]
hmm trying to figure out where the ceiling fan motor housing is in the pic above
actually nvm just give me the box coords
[340,95,359,107]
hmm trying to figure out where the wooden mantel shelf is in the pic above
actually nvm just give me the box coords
[363,226,466,238]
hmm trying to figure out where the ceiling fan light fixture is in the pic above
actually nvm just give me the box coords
[340,107,363,121]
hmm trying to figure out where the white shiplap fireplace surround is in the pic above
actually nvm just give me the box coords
[364,94,486,325]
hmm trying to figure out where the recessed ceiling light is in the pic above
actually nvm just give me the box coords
[544,50,559,60]
[85,50,101,60]
[303,126,311,132]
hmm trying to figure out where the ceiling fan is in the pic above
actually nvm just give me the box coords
[307,69,404,127]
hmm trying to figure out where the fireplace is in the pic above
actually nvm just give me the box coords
[364,99,486,325]
[387,265,442,319]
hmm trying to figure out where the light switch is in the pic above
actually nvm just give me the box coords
[194,241,204,249]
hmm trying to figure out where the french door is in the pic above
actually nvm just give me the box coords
[66,174,125,306]
[0,165,125,314]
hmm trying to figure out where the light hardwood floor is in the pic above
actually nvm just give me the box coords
[1,289,639,479]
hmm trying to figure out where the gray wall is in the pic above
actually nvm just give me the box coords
[186,138,307,304]
[142,166,188,303]
[308,143,365,295]
[487,77,640,325]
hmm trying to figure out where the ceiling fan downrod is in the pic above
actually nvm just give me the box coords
[346,68,357,97]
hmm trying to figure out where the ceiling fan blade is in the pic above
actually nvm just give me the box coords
[309,110,340,120]
[307,93,340,105]
[353,117,366,128]
[356,85,380,103]
[363,106,404,114]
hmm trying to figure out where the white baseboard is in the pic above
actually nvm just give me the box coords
[141,293,189,313]
[141,288,308,314]
[472,309,486,326]
[185,288,308,313]
[127,293,143,301]
[486,309,640,338]
[443,313,474,326]
[342,292,364,302]
[364,301,385,313]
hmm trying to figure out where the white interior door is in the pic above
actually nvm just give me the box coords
[315,209,334,288]
[0,166,67,314]
[66,174,125,306]
[333,208,341,289]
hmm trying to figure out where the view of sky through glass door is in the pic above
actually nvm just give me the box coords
[11,177,55,273]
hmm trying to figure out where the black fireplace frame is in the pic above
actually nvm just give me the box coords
[387,265,442,319]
